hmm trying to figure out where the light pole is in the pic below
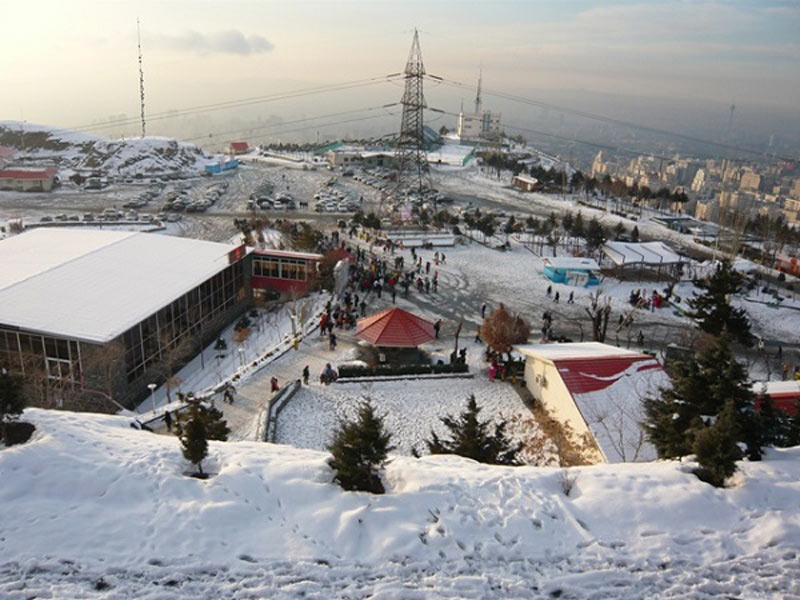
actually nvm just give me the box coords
[147,383,157,413]
[238,347,245,368]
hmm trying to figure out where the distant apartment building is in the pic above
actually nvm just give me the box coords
[691,168,706,193]
[591,151,608,178]
[739,169,761,193]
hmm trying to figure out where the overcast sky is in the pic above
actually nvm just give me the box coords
[1,0,798,133]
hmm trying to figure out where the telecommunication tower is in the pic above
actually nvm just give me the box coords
[394,29,430,196]
[137,18,147,138]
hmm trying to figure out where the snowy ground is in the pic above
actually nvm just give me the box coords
[2,409,799,598]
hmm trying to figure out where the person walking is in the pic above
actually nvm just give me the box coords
[433,278,438,293]
[568,291,574,304]
[391,287,397,304]
[553,291,560,303]
[546,285,552,297]
[302,365,310,385]
[481,303,487,318]
[434,319,441,338]
[360,299,367,316]
[163,410,172,432]
[271,376,279,393]
[329,332,337,351]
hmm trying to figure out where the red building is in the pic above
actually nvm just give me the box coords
[228,141,250,155]
[753,381,800,415]
[250,249,322,297]
[0,166,58,191]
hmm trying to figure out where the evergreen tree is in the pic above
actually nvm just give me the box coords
[181,409,209,476]
[631,225,640,243]
[0,371,26,445]
[426,395,522,465]
[613,221,625,240]
[693,401,742,487]
[584,217,606,253]
[572,212,585,239]
[200,405,231,442]
[688,261,752,346]
[643,333,760,460]
[328,400,394,494]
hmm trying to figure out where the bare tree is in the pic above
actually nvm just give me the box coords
[585,290,612,342]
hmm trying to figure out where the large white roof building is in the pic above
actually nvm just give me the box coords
[0,228,241,343]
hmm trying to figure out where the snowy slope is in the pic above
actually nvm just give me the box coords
[1,409,799,598]
[0,121,212,176]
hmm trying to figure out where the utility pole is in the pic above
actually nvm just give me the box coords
[137,18,146,138]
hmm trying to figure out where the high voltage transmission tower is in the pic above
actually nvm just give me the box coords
[137,18,146,138]
[394,29,431,197]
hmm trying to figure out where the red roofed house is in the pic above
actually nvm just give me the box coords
[753,381,800,415]
[228,141,250,155]
[356,307,435,348]
[515,342,671,464]
[0,166,58,192]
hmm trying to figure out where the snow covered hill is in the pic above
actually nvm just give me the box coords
[2,409,799,598]
[0,121,212,177]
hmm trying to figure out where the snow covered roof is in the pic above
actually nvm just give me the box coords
[516,342,666,463]
[0,228,240,343]
[252,248,322,261]
[356,307,435,347]
[563,357,668,463]
[513,174,539,185]
[515,342,642,363]
[602,241,683,267]
[542,257,600,271]
[0,166,58,179]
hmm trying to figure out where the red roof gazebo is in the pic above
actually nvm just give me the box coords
[356,307,435,347]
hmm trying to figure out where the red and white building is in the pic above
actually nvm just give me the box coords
[515,342,671,464]
[753,381,800,415]
[250,249,322,297]
[0,166,58,192]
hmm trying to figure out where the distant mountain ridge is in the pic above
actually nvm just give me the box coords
[0,121,213,177]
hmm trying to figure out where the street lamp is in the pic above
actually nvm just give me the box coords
[147,383,157,413]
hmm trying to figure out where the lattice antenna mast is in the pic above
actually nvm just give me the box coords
[474,67,482,115]
[394,29,430,196]
[137,18,146,138]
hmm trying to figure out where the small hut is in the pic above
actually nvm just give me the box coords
[355,307,435,365]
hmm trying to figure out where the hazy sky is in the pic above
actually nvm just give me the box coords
[1,0,798,134]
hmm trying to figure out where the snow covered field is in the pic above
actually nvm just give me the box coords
[2,409,799,598]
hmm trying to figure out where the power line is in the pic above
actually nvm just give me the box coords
[429,75,796,162]
[72,75,403,132]
[184,104,399,144]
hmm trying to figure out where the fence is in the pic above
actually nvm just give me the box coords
[258,379,302,442]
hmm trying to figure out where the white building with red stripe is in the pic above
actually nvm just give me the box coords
[515,342,671,464]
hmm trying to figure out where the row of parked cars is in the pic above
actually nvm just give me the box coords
[162,181,228,213]
[314,187,361,213]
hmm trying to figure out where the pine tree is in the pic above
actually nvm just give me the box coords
[688,261,752,346]
[631,225,640,243]
[693,401,742,487]
[426,395,522,465]
[181,409,209,476]
[201,406,231,442]
[328,400,394,494]
[0,371,26,445]
[643,333,761,460]
[584,217,606,253]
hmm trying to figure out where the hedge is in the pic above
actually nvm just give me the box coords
[337,362,469,379]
